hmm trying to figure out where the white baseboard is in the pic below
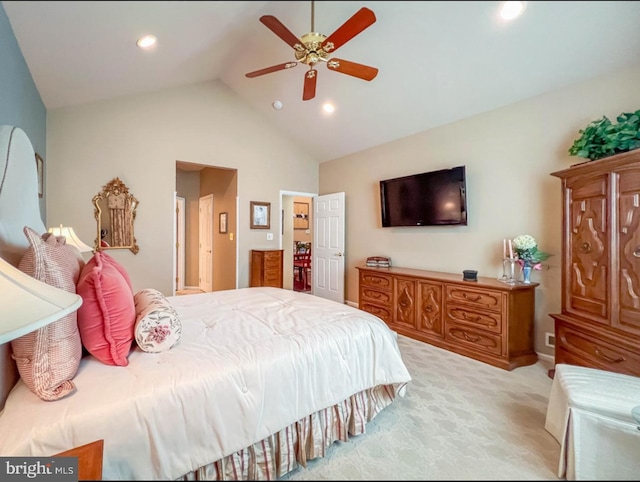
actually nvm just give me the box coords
[345,300,358,308]
[536,352,554,371]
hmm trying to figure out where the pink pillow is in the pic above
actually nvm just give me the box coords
[11,227,84,401]
[76,252,135,366]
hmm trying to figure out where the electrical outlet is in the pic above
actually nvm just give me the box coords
[545,332,555,348]
[266,233,273,241]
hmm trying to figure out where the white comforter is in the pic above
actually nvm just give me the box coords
[0,288,411,480]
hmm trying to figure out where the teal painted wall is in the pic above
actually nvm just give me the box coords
[0,3,47,219]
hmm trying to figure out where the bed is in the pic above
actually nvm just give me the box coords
[0,125,412,480]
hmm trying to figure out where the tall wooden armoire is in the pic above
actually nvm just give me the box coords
[550,149,640,376]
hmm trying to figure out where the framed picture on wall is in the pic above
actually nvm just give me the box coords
[35,153,44,198]
[219,212,228,234]
[250,201,270,229]
[293,202,309,229]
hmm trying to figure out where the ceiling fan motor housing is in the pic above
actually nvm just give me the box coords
[295,32,329,65]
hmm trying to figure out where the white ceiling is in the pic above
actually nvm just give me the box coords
[4,1,640,163]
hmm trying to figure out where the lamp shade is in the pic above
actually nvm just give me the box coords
[48,225,93,253]
[0,256,82,344]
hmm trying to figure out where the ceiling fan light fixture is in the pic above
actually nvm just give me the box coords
[136,35,157,49]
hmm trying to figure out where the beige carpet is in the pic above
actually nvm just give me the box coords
[282,334,561,480]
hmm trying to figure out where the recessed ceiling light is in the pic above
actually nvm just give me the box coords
[323,103,335,114]
[499,1,527,21]
[136,35,157,49]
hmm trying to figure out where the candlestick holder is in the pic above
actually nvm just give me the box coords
[499,257,518,284]
[498,257,509,281]
[508,257,517,283]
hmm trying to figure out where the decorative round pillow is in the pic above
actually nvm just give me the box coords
[133,288,182,353]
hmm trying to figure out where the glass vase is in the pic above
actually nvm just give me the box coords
[522,262,533,284]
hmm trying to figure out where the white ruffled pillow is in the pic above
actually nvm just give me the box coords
[133,289,182,353]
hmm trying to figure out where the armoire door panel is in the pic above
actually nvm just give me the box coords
[566,182,608,323]
[616,169,640,335]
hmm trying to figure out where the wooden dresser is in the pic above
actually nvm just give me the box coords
[357,266,538,370]
[550,149,640,376]
[250,249,283,288]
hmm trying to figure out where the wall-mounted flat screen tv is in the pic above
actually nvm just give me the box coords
[380,165,467,227]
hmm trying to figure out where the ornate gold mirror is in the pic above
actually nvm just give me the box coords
[93,177,139,254]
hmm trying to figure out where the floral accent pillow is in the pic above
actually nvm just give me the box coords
[133,289,182,353]
[11,226,85,401]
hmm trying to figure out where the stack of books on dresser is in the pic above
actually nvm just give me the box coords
[366,256,391,268]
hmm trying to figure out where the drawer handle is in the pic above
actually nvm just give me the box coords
[462,293,481,302]
[462,312,481,322]
[368,291,382,299]
[579,242,591,254]
[371,278,382,284]
[462,331,481,343]
[634,247,640,258]
[594,347,625,364]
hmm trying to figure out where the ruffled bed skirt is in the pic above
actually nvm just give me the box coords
[179,383,405,481]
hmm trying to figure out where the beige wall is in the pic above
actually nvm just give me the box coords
[46,80,318,295]
[319,65,640,356]
[44,66,640,357]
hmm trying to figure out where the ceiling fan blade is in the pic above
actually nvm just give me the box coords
[321,7,376,54]
[246,61,298,78]
[302,69,317,101]
[259,15,305,52]
[326,58,378,81]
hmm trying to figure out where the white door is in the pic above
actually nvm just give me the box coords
[313,192,345,303]
[199,194,214,292]
[176,196,185,292]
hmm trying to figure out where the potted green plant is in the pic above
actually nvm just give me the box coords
[568,109,640,161]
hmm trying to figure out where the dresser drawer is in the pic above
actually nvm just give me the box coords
[360,271,393,291]
[446,306,502,334]
[360,302,392,324]
[445,321,502,356]
[360,287,393,307]
[264,256,280,270]
[445,285,502,313]
[556,323,640,376]
[264,271,281,281]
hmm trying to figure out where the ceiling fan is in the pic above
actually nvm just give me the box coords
[245,1,378,101]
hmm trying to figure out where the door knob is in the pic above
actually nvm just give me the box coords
[336,252,343,257]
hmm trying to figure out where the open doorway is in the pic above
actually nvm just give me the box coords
[281,191,316,293]
[175,162,238,295]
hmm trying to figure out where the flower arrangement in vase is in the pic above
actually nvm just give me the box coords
[512,234,551,283]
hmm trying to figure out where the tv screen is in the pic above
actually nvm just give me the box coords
[380,166,467,227]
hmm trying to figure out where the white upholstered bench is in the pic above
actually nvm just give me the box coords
[545,363,640,480]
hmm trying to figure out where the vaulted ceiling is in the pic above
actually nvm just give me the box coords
[4,1,640,163]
